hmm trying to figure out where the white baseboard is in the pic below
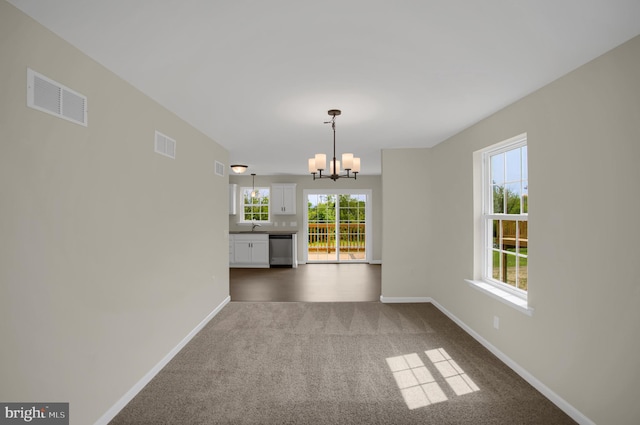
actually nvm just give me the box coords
[427,298,595,425]
[94,295,231,425]
[380,295,432,303]
[295,261,382,265]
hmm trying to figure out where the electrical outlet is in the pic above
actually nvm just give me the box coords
[493,316,500,330]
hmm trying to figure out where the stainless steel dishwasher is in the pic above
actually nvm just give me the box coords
[269,234,293,267]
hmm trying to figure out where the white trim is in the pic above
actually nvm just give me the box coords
[369,260,383,265]
[484,213,528,221]
[465,279,534,316]
[94,295,231,425]
[380,296,432,303]
[481,133,527,157]
[428,299,594,425]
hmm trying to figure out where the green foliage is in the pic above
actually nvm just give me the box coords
[243,188,269,221]
[307,194,365,222]
[492,185,527,214]
[243,193,269,205]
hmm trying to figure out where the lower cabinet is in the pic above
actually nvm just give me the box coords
[230,234,269,268]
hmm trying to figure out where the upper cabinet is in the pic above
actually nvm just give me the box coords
[271,183,296,215]
[229,184,237,215]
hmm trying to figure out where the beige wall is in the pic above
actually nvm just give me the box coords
[381,148,432,296]
[229,174,383,262]
[0,2,230,424]
[382,35,640,424]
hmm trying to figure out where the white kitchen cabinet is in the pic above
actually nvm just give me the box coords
[231,234,269,268]
[271,183,296,215]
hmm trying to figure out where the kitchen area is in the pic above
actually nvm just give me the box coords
[227,176,382,302]
[228,181,298,269]
[227,174,383,267]
[228,230,297,268]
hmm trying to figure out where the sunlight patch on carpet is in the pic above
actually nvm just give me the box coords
[425,348,480,396]
[386,348,479,410]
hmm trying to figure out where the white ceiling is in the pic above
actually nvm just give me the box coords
[9,0,640,175]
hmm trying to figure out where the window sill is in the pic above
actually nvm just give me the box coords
[464,279,534,316]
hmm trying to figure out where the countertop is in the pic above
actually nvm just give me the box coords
[229,230,298,235]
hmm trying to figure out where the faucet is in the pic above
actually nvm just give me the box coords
[252,223,261,231]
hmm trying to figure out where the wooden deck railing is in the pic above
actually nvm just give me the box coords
[496,220,528,288]
[308,222,365,252]
[498,220,528,249]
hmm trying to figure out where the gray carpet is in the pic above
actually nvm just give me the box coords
[110,302,576,424]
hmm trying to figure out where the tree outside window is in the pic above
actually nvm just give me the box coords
[241,187,270,222]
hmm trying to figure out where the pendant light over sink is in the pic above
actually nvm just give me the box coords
[308,109,360,181]
[250,173,257,198]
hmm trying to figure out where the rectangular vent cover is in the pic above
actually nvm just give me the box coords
[215,161,225,177]
[27,68,87,126]
[155,131,176,159]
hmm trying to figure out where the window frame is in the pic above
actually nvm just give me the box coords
[481,134,528,300]
[239,186,271,224]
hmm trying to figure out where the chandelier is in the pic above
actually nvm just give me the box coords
[308,109,360,180]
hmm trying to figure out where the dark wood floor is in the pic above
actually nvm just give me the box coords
[230,264,381,302]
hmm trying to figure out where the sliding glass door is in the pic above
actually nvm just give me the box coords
[305,190,371,263]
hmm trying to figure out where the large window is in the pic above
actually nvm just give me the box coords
[482,135,528,296]
[240,187,270,223]
[306,193,368,262]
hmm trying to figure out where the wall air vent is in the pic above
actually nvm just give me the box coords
[27,68,87,127]
[215,161,225,177]
[155,131,176,159]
